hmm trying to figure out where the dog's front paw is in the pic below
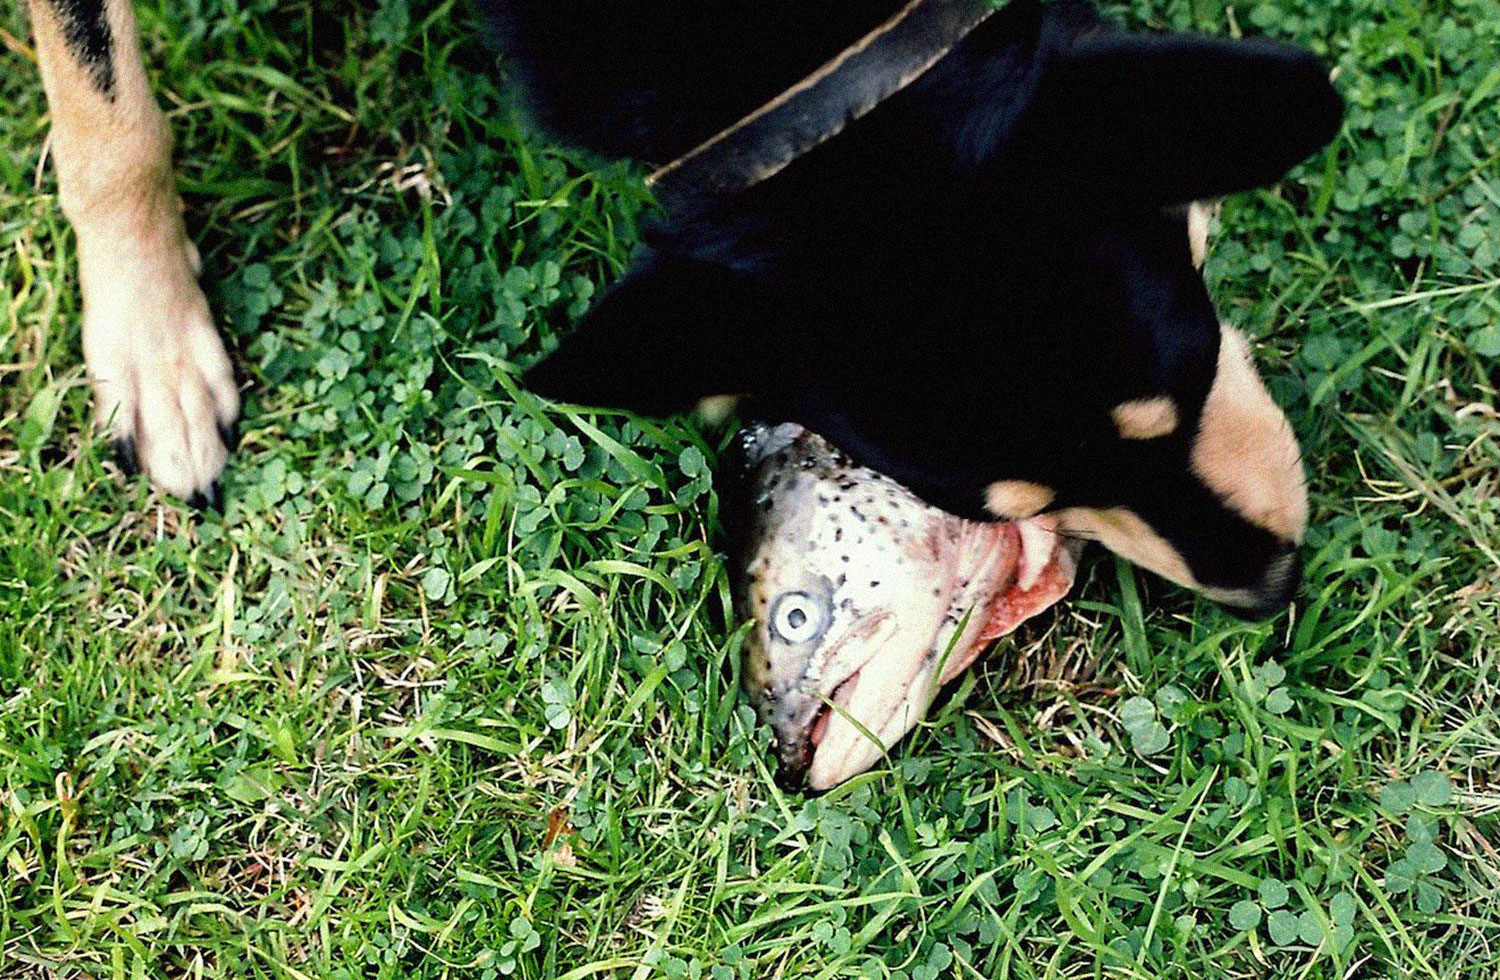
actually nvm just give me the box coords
[77,208,240,508]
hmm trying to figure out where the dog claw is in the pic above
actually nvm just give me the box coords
[184,482,223,514]
[114,437,140,476]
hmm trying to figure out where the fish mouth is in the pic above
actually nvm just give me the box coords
[810,670,860,749]
[772,518,1079,791]
[776,669,863,783]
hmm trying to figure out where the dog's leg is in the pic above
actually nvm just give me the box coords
[28,0,237,506]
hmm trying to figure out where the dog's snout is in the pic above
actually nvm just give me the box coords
[1217,549,1302,620]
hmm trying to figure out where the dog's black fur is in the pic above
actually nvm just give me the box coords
[493,0,1343,616]
[48,0,117,97]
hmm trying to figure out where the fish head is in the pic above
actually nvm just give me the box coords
[730,423,1078,790]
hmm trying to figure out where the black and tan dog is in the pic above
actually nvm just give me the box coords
[26,0,1342,615]
[499,0,1342,617]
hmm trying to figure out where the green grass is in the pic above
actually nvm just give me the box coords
[1,0,1498,977]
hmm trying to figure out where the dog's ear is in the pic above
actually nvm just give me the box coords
[1006,31,1343,206]
[522,253,768,415]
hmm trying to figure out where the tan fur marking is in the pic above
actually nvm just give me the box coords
[984,480,1054,520]
[1111,396,1179,440]
[1056,506,1197,590]
[1187,200,1220,270]
[695,395,741,425]
[1192,326,1308,543]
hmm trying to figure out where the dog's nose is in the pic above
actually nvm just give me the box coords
[1217,549,1302,620]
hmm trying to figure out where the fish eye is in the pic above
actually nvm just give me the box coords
[770,591,826,645]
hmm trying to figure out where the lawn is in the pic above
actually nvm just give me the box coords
[1,0,1497,977]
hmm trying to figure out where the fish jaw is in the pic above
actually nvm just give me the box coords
[732,422,1080,791]
[803,520,1079,791]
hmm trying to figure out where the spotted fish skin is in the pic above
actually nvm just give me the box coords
[730,422,1078,789]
